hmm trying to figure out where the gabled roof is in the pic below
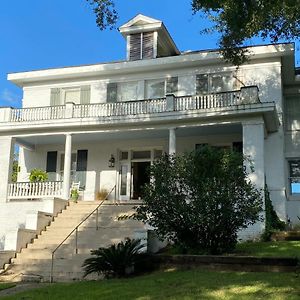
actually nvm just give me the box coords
[119,14,162,29]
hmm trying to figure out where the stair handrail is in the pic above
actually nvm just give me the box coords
[50,185,116,283]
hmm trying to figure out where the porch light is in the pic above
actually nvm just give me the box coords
[109,154,115,168]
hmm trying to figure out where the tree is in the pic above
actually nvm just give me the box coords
[191,0,300,65]
[87,0,300,65]
[134,147,263,254]
[86,0,118,30]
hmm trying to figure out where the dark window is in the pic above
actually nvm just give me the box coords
[107,83,118,103]
[76,150,88,190]
[196,74,208,94]
[233,142,243,153]
[166,77,178,94]
[46,151,57,173]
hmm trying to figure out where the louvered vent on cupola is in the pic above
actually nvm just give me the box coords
[119,14,180,61]
[129,32,154,61]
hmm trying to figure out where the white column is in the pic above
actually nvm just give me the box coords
[243,119,265,190]
[242,119,265,237]
[62,134,72,200]
[169,128,176,155]
[0,136,15,202]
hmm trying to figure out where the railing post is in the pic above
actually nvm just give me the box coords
[96,207,99,231]
[0,107,12,122]
[240,86,259,104]
[75,227,78,254]
[50,253,54,283]
[65,102,74,118]
[166,94,175,112]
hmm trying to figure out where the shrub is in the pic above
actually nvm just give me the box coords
[135,147,263,254]
[82,238,144,278]
[96,189,109,200]
[29,169,48,182]
[262,184,286,241]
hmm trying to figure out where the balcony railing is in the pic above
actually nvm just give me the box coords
[7,181,63,200]
[0,86,259,123]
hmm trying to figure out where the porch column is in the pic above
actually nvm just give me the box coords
[242,119,265,190]
[169,128,176,155]
[62,134,72,200]
[0,136,15,202]
[242,118,265,234]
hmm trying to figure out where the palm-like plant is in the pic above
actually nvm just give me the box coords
[82,238,144,278]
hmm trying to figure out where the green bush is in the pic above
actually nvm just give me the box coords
[29,169,48,182]
[135,147,263,254]
[82,238,145,278]
[262,184,286,241]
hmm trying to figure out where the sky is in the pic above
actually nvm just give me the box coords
[0,0,298,108]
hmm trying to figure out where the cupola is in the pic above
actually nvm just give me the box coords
[119,14,180,61]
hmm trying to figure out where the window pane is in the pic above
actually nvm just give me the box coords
[64,89,81,104]
[285,97,300,131]
[120,151,129,160]
[196,74,208,94]
[132,151,151,159]
[145,79,165,99]
[120,165,128,195]
[118,82,139,102]
[289,160,300,194]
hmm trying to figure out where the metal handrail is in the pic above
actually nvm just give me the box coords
[50,185,116,283]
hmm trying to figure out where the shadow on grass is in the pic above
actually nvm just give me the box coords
[235,241,300,258]
[2,269,300,300]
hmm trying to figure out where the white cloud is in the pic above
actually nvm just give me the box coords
[0,88,21,106]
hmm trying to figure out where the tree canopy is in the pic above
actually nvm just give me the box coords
[86,0,300,65]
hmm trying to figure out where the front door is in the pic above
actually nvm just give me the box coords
[131,161,151,200]
[119,163,131,201]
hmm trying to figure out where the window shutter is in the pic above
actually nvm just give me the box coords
[46,151,57,173]
[129,33,141,61]
[76,150,88,172]
[80,85,91,104]
[50,88,61,106]
[196,74,208,94]
[166,77,178,94]
[76,150,88,189]
[107,83,118,103]
[142,32,154,59]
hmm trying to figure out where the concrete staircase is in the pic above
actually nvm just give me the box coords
[0,201,145,282]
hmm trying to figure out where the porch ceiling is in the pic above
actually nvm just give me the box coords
[16,124,242,146]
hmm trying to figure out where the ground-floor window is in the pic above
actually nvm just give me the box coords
[289,160,300,194]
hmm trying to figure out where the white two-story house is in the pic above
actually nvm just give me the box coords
[1,14,300,250]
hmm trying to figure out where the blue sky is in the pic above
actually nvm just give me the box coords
[0,1,298,108]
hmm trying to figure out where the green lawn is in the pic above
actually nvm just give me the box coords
[236,241,300,258]
[1,270,300,300]
[0,283,15,291]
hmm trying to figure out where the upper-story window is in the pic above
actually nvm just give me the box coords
[50,85,91,106]
[107,81,139,102]
[285,96,300,131]
[107,77,178,102]
[196,73,238,94]
[145,77,178,99]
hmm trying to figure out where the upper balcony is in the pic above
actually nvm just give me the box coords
[0,86,279,133]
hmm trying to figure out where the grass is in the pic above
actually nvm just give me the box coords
[0,283,15,291]
[1,270,300,300]
[236,241,300,258]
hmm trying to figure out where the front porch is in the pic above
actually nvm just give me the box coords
[1,119,267,202]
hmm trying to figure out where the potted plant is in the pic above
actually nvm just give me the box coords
[70,188,79,202]
[29,169,48,182]
[96,188,108,201]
